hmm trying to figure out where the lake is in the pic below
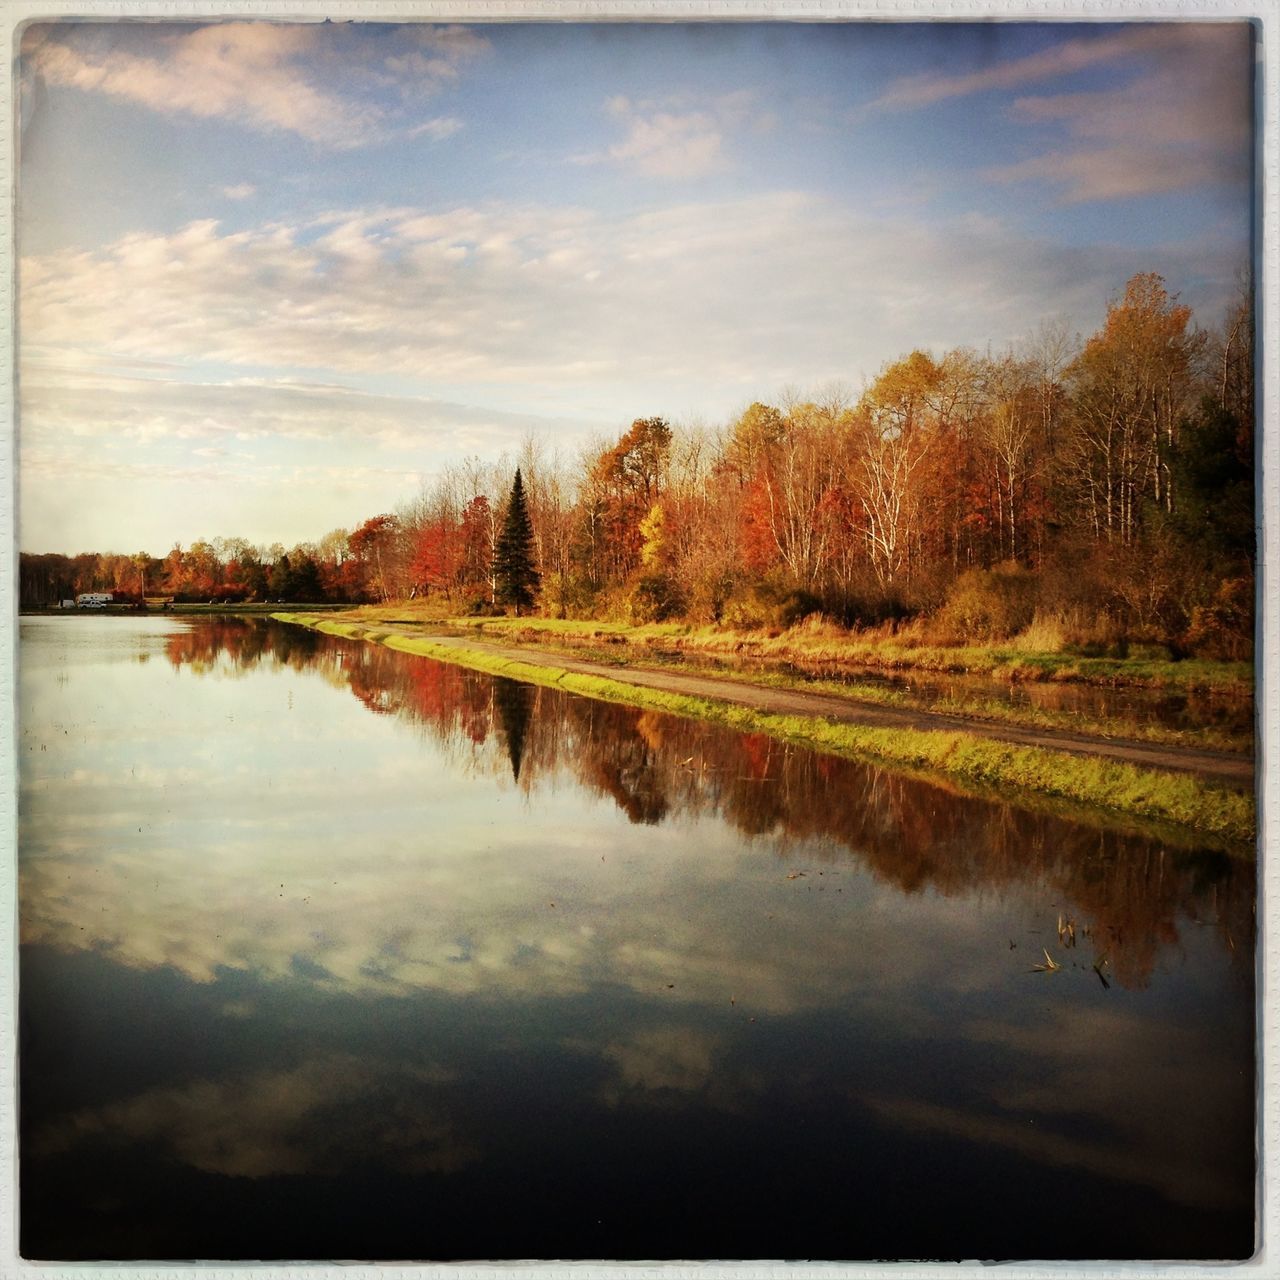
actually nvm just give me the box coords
[18,615,1256,1261]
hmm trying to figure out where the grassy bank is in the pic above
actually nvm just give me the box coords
[275,612,1256,849]
[323,604,1254,754]
[335,604,1253,694]
[453,615,1253,693]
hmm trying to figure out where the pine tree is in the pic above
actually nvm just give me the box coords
[494,469,540,615]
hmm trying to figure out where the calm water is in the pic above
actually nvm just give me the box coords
[18,616,1256,1262]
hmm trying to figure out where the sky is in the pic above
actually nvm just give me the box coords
[17,18,1257,556]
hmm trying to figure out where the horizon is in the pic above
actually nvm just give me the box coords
[18,18,1256,557]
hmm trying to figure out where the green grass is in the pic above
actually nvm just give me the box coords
[275,612,1256,849]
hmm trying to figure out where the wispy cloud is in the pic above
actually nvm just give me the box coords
[220,182,256,200]
[572,91,770,180]
[19,363,596,454]
[989,27,1253,202]
[20,21,489,149]
[406,116,464,142]
[870,26,1161,111]
[871,24,1252,204]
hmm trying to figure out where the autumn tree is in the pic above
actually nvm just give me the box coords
[1063,273,1200,545]
[349,514,400,601]
[972,353,1045,564]
[578,417,673,589]
[410,514,460,598]
[850,351,945,589]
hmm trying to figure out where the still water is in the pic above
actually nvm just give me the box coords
[18,616,1256,1261]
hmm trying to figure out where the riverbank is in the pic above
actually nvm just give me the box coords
[274,612,1256,849]
[309,604,1255,753]
[376,610,1253,694]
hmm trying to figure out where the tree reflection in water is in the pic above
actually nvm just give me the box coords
[166,619,1253,993]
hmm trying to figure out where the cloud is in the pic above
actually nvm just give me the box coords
[220,182,257,200]
[18,362,596,455]
[989,26,1253,203]
[406,115,464,142]
[21,21,489,149]
[872,24,1252,205]
[987,145,1234,205]
[573,91,773,179]
[34,1054,474,1178]
[872,24,1231,111]
[20,195,1246,407]
[597,108,724,179]
[871,26,1158,111]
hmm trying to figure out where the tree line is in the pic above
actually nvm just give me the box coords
[22,272,1254,656]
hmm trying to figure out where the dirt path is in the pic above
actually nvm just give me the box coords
[415,633,1253,786]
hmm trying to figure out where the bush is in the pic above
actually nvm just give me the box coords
[683,571,737,625]
[934,563,1040,642]
[629,574,686,623]
[822,587,916,630]
[1184,577,1254,660]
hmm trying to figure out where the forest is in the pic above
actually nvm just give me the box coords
[20,272,1255,661]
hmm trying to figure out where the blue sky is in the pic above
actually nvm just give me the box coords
[18,19,1256,555]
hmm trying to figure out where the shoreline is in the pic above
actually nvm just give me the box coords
[273,611,1257,851]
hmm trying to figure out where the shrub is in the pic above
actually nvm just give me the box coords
[629,573,686,623]
[683,571,737,625]
[1184,577,1254,661]
[934,562,1040,642]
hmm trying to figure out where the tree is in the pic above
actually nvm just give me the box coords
[579,417,674,589]
[410,515,460,597]
[851,352,945,588]
[267,553,294,600]
[349,514,399,601]
[493,469,540,614]
[458,495,495,598]
[1063,273,1199,545]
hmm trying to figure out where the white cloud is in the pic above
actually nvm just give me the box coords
[220,182,257,200]
[574,91,774,180]
[606,109,723,178]
[20,195,1244,407]
[21,21,489,149]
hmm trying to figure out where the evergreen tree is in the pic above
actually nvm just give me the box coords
[267,553,293,600]
[494,468,540,615]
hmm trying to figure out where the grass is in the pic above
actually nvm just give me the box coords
[439,635,1253,755]
[321,603,1254,753]
[336,604,1253,694]
[275,611,1256,850]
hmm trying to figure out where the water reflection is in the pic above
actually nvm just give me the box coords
[19,617,1255,1260]
[156,617,1252,993]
